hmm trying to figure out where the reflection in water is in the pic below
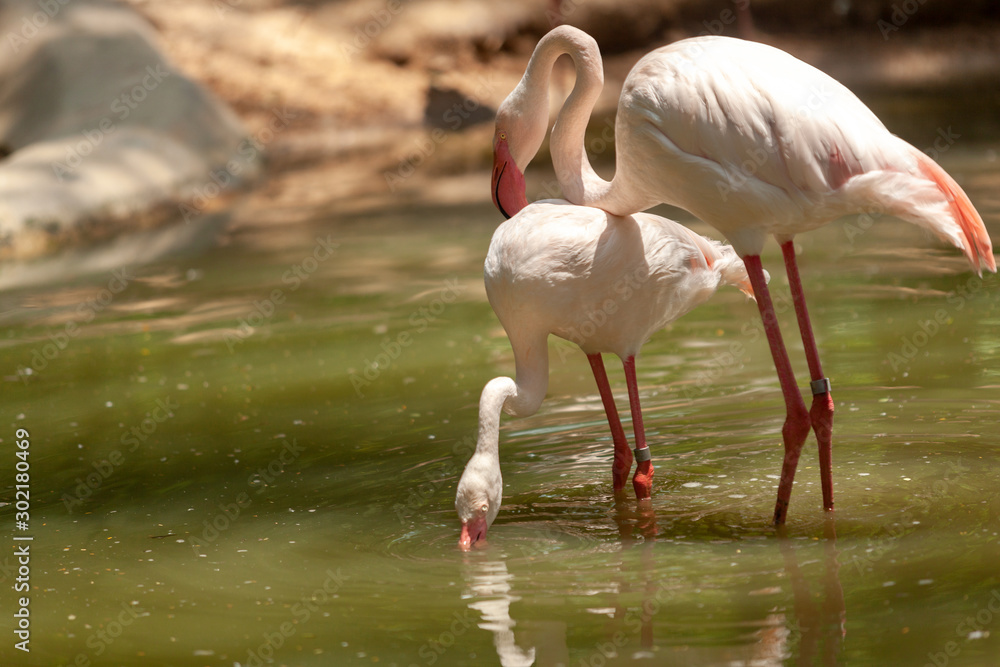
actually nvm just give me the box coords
[458,501,846,666]
[605,502,846,665]
[462,556,536,666]
[612,498,659,651]
[612,496,659,543]
[779,517,847,666]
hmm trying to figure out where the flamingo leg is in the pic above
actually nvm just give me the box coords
[622,356,653,500]
[781,241,835,512]
[743,255,811,525]
[587,353,633,493]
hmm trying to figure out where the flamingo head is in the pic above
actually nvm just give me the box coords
[708,242,769,301]
[491,93,546,219]
[455,453,502,550]
[491,131,529,220]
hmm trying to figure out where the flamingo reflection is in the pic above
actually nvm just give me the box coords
[458,507,844,665]
[779,517,846,665]
[461,556,536,667]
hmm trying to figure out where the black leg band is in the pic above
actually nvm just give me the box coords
[810,377,832,396]
[634,447,651,462]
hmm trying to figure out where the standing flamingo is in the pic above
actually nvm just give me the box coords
[490,26,995,524]
[456,199,759,549]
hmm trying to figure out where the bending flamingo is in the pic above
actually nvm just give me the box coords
[456,199,758,549]
[491,27,995,524]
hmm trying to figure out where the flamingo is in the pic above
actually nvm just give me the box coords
[456,199,760,549]
[490,26,996,524]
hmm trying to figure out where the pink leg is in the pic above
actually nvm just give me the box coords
[781,241,835,512]
[622,356,653,500]
[587,353,633,493]
[743,255,811,525]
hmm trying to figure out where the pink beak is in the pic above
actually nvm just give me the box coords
[458,515,489,551]
[491,138,529,220]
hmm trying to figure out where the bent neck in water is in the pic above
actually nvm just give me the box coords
[474,377,516,463]
[473,331,550,458]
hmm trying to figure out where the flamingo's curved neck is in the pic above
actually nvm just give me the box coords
[474,378,514,463]
[474,337,549,459]
[544,36,615,209]
[526,29,649,215]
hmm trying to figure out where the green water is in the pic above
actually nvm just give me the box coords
[3,114,1000,666]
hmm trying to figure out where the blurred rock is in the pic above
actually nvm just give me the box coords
[52,0,998,250]
[424,85,495,131]
[0,0,260,260]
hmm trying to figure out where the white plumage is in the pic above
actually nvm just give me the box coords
[456,200,757,549]
[486,201,750,361]
[488,26,995,525]
[608,36,991,262]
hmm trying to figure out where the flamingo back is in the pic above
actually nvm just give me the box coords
[485,201,749,360]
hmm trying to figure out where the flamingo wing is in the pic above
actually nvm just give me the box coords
[614,36,994,271]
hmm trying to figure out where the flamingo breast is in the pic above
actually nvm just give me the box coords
[485,201,723,360]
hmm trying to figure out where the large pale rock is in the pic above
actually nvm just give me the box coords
[0,0,260,260]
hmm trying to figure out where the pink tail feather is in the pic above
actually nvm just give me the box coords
[911,148,996,275]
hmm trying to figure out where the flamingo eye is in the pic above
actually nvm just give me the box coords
[480,503,489,513]
[498,132,507,141]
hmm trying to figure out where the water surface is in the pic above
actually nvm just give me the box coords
[1,95,1000,667]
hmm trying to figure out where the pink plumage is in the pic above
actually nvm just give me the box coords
[456,200,757,549]
[489,26,996,525]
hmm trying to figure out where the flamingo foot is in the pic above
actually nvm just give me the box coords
[810,384,835,511]
[773,403,811,525]
[612,448,634,493]
[636,498,659,538]
[633,457,653,500]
